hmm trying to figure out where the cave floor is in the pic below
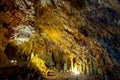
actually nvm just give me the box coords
[46,72,103,80]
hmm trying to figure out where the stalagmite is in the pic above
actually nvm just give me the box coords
[81,63,84,74]
[64,62,67,72]
[92,61,98,74]
[89,63,93,74]
[68,55,74,72]
[105,75,108,80]
[98,68,103,75]
[86,64,89,74]
[82,63,85,74]
[79,61,83,74]
[71,59,73,72]
[73,63,78,74]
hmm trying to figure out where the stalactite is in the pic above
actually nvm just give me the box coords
[98,0,102,4]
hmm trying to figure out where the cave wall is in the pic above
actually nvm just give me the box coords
[0,0,120,79]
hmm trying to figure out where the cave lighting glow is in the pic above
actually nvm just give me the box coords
[73,65,80,75]
[10,60,17,64]
[12,25,35,45]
